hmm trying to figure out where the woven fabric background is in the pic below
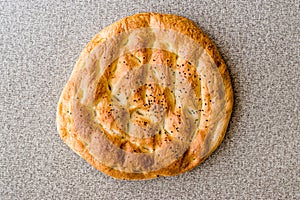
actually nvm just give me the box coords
[1,0,299,199]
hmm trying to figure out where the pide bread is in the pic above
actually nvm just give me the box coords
[57,13,233,180]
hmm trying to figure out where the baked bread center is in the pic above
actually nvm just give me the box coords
[94,50,200,153]
[128,83,171,137]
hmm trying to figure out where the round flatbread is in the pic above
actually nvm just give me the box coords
[57,13,233,180]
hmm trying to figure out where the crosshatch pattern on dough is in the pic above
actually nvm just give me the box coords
[57,13,233,180]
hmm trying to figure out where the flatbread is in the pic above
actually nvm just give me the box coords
[57,13,233,180]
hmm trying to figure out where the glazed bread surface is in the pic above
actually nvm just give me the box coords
[57,12,233,180]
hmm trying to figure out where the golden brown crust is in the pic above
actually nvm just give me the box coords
[57,12,233,180]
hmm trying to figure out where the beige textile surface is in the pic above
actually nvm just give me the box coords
[1,0,299,199]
